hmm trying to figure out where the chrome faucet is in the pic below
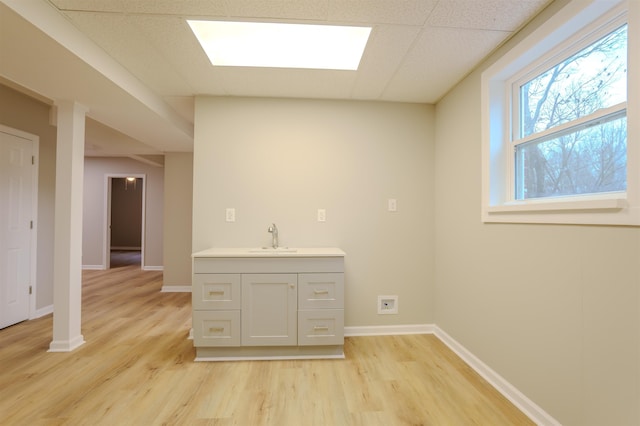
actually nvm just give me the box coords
[268,223,279,249]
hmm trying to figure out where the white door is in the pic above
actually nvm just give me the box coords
[0,129,33,329]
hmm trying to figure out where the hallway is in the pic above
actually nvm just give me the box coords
[109,250,141,268]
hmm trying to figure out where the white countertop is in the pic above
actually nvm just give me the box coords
[192,247,346,258]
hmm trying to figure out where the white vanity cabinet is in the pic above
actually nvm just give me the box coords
[191,248,345,361]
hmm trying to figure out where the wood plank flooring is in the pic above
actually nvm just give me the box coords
[109,249,141,268]
[0,265,533,425]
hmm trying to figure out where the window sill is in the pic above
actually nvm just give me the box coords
[482,194,640,225]
[487,195,627,214]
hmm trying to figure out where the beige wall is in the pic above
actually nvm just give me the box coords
[193,97,435,326]
[83,157,164,269]
[434,1,640,425]
[0,84,57,311]
[163,152,193,287]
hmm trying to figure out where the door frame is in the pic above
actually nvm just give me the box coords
[0,124,39,320]
[103,173,146,269]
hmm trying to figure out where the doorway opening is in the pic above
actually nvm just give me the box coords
[104,175,145,269]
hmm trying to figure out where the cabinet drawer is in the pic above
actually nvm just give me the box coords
[193,310,240,347]
[298,309,344,346]
[192,274,241,310]
[298,273,344,309]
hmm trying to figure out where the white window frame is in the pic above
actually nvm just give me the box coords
[481,0,639,225]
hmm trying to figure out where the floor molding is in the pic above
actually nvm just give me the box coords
[432,326,560,426]
[344,324,560,426]
[82,265,104,270]
[48,335,85,352]
[344,324,434,336]
[34,304,53,319]
[161,285,191,293]
[143,266,164,271]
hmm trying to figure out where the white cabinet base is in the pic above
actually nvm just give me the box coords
[195,345,344,361]
[192,248,345,361]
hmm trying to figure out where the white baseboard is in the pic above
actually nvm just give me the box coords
[345,324,434,336]
[48,335,85,352]
[82,265,104,270]
[432,326,560,426]
[161,285,191,293]
[33,304,53,319]
[84,265,164,271]
[143,266,164,271]
[343,324,559,426]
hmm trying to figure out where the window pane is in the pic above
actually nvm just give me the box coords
[515,116,626,200]
[520,25,627,137]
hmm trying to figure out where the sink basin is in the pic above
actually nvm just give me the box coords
[248,247,298,253]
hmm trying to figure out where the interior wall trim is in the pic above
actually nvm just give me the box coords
[344,324,560,426]
[48,335,85,353]
[35,304,53,319]
[344,324,434,336]
[433,326,560,426]
[82,265,104,270]
[143,266,164,271]
[161,285,191,293]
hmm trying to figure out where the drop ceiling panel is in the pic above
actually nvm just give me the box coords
[427,0,551,31]
[352,25,422,100]
[225,0,329,21]
[50,0,228,16]
[121,0,227,16]
[215,67,358,100]
[382,26,509,102]
[327,0,437,25]
[119,15,228,95]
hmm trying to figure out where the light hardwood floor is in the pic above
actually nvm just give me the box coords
[0,265,533,425]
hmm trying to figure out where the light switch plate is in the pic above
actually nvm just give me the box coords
[388,198,397,212]
[317,209,326,222]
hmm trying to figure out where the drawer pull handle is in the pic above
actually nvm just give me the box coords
[208,290,224,296]
[313,289,329,295]
[313,326,329,331]
[209,327,225,333]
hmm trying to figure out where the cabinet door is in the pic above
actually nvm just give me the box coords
[241,274,297,346]
[192,274,241,310]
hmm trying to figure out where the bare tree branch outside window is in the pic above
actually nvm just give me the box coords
[516,25,627,199]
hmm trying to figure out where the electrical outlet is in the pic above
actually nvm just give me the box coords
[388,198,397,212]
[378,295,398,314]
[317,209,326,222]
[226,208,235,222]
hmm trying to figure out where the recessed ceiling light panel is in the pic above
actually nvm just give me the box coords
[187,20,371,70]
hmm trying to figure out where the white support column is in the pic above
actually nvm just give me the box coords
[49,100,87,352]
